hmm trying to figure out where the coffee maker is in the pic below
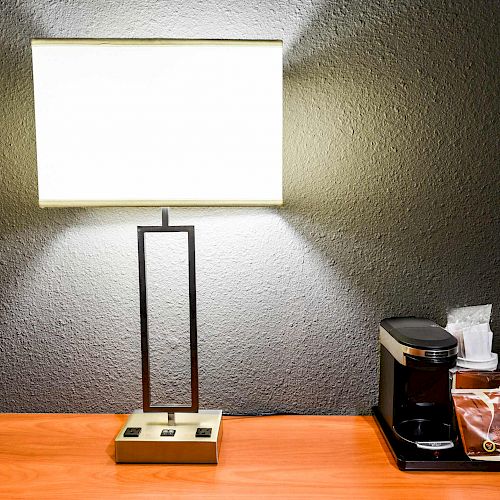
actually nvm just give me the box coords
[374,317,470,469]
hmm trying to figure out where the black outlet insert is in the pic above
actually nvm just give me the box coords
[124,427,141,437]
[195,427,212,438]
[161,429,176,437]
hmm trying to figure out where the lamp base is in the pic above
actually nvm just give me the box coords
[115,410,222,464]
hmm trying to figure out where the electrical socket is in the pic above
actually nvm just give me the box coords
[124,427,141,438]
[195,427,212,438]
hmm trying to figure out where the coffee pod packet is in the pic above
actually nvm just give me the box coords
[452,371,500,461]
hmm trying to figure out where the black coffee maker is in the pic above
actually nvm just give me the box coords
[374,317,461,470]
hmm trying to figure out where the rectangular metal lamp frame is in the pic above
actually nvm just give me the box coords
[137,208,199,414]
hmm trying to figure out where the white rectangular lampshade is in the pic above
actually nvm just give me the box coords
[31,39,282,207]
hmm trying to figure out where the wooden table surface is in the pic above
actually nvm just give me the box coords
[0,414,498,499]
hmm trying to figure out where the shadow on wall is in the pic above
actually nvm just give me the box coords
[281,0,499,349]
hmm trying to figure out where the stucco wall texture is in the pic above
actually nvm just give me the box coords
[0,0,499,415]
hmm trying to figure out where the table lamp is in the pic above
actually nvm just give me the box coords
[31,39,282,463]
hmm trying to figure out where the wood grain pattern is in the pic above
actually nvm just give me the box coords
[0,414,498,499]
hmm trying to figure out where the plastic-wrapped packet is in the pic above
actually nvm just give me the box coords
[452,371,500,461]
[445,304,497,370]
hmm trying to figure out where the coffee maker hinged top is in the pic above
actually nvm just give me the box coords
[373,317,498,471]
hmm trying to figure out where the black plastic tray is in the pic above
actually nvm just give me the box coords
[372,406,500,471]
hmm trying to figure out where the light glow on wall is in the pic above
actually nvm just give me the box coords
[31,39,283,207]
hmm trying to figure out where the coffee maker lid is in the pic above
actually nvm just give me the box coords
[380,317,458,350]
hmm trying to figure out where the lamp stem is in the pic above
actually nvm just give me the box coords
[168,412,176,426]
[161,207,170,227]
[137,211,199,415]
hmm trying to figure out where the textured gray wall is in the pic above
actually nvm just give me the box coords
[0,0,499,415]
